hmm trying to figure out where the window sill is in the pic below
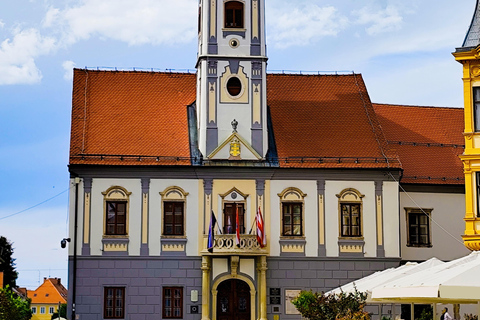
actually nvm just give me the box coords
[161,235,187,240]
[338,236,364,241]
[406,244,432,248]
[102,235,129,239]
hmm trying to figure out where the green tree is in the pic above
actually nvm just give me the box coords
[0,236,18,288]
[292,289,370,320]
[51,303,67,320]
[0,286,32,320]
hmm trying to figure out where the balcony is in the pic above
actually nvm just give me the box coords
[202,234,267,255]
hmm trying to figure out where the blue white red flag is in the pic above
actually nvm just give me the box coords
[207,211,216,253]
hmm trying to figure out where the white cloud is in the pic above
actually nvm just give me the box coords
[353,5,403,36]
[46,0,198,46]
[0,28,56,85]
[267,4,348,49]
[62,60,75,81]
[0,20,5,29]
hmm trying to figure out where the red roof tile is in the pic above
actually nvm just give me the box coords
[373,104,464,185]
[69,70,400,169]
[27,278,67,304]
[70,69,196,166]
[267,74,400,169]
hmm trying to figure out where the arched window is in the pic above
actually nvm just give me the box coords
[102,186,131,236]
[160,186,189,236]
[336,188,364,238]
[225,1,244,28]
[278,187,307,237]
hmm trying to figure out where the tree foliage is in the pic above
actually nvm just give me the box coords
[0,286,32,320]
[51,303,67,320]
[292,289,370,320]
[0,236,18,288]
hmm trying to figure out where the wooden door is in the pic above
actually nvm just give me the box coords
[217,279,250,320]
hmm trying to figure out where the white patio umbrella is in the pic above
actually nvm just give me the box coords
[371,251,480,305]
[327,257,445,302]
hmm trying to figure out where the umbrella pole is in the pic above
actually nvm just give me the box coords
[433,303,437,320]
[477,301,480,318]
[411,303,414,320]
[392,303,396,320]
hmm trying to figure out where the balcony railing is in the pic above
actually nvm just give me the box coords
[202,234,267,255]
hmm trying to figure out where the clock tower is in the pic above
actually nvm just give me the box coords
[196,0,268,160]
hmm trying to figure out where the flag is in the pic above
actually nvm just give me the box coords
[256,207,266,248]
[235,205,241,247]
[207,211,216,253]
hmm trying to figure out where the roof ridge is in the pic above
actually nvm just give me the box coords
[373,103,463,110]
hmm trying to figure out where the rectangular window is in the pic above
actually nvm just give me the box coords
[407,209,432,247]
[106,201,127,235]
[104,287,125,319]
[223,203,245,234]
[40,307,46,314]
[31,307,37,314]
[282,203,303,236]
[163,287,183,319]
[225,1,244,28]
[163,202,185,236]
[49,306,55,314]
[474,87,480,131]
[341,203,362,237]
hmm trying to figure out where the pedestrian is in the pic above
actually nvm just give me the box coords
[441,307,453,320]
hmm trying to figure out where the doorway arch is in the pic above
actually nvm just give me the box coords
[212,276,256,320]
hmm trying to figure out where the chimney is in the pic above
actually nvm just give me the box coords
[0,272,4,288]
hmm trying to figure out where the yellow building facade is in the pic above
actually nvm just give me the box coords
[454,0,480,251]
[28,278,67,320]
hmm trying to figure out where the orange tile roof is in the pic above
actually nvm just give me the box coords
[373,104,464,185]
[27,278,67,304]
[70,70,400,169]
[267,74,400,169]
[70,69,196,166]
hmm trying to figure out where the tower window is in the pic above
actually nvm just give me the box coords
[226,77,242,97]
[225,1,244,28]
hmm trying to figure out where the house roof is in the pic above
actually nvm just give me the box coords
[373,103,464,185]
[70,69,196,166]
[70,69,400,170]
[267,73,400,169]
[27,278,67,304]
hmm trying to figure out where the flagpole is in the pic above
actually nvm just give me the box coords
[249,214,257,234]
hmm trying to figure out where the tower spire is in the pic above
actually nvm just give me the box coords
[460,0,480,49]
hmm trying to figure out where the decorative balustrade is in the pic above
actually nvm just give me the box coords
[202,234,267,255]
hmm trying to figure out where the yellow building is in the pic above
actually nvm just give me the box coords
[454,0,480,251]
[28,278,67,320]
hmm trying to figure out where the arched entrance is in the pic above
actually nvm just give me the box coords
[216,279,251,320]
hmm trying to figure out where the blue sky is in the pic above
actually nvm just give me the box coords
[0,0,475,289]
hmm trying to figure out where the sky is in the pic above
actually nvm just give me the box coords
[0,0,476,289]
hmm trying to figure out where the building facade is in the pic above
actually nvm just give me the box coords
[29,278,67,320]
[454,0,480,252]
[67,1,468,320]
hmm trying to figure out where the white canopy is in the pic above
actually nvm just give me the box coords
[327,258,444,302]
[371,251,480,304]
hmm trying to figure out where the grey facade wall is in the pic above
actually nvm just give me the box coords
[69,257,203,320]
[69,256,399,320]
[266,257,400,320]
